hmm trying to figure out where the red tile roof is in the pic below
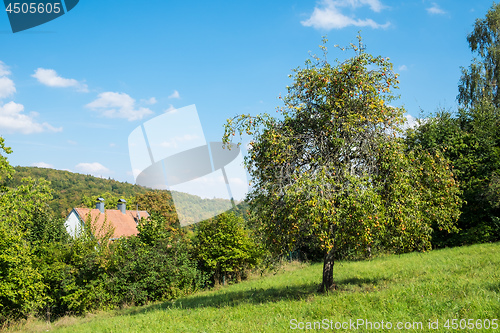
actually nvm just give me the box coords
[74,208,149,239]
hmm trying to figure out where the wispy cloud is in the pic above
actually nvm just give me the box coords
[0,101,62,134]
[0,61,11,77]
[398,65,408,71]
[168,90,180,99]
[160,134,199,148]
[32,68,89,92]
[165,104,177,113]
[75,162,111,177]
[301,0,390,30]
[142,97,157,105]
[426,3,446,15]
[0,61,16,99]
[32,162,54,168]
[86,92,154,121]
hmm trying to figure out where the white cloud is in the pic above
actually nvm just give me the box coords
[301,0,390,30]
[32,68,88,92]
[75,162,111,176]
[32,162,54,168]
[398,65,408,71]
[426,3,446,15]
[86,92,154,121]
[165,104,177,113]
[142,97,157,105]
[362,0,384,12]
[402,114,419,130]
[67,140,77,145]
[0,77,16,99]
[0,61,11,77]
[160,134,199,148]
[168,90,180,99]
[0,101,62,134]
[0,61,16,99]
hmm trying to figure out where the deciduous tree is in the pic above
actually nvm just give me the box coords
[458,2,500,108]
[223,38,461,291]
[195,212,260,286]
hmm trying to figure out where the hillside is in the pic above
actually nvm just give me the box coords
[6,166,149,217]
[6,167,241,219]
[9,242,500,332]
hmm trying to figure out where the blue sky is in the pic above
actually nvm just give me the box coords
[0,0,493,186]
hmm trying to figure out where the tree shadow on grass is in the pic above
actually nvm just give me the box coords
[123,282,318,316]
[336,276,387,291]
[486,282,500,293]
[121,276,387,317]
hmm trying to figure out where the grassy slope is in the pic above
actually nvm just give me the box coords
[10,242,500,333]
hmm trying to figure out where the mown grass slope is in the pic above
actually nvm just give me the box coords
[9,242,500,332]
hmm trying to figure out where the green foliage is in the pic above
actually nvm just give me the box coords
[379,140,462,250]
[0,177,52,232]
[0,137,14,189]
[106,233,204,306]
[458,2,500,108]
[135,191,178,225]
[137,212,182,245]
[0,176,68,247]
[0,140,51,323]
[449,3,500,244]
[195,212,260,285]
[487,170,500,209]
[168,191,239,226]
[49,214,115,316]
[20,212,205,320]
[0,225,46,324]
[223,37,461,291]
[33,242,81,319]
[406,103,500,245]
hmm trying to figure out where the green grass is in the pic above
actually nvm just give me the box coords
[9,242,500,332]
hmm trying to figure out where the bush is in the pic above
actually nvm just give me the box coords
[105,214,206,306]
[0,225,46,324]
[195,212,261,286]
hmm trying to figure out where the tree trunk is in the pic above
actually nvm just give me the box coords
[214,264,220,287]
[319,248,336,292]
[236,270,241,282]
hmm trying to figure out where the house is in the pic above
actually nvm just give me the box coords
[65,198,149,240]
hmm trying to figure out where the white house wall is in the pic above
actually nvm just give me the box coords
[65,210,82,238]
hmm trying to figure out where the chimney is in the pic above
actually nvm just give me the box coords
[117,199,126,214]
[96,197,105,213]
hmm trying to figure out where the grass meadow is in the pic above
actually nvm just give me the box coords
[8,242,500,332]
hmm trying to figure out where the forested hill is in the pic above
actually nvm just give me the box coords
[6,166,245,220]
[7,166,149,217]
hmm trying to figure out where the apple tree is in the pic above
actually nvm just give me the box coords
[223,38,462,291]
